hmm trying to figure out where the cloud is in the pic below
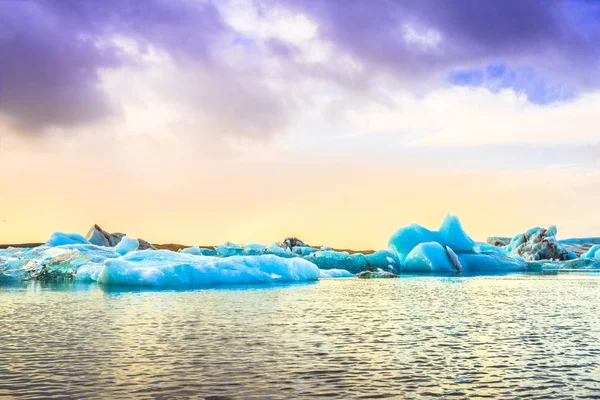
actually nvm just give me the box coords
[274,0,600,91]
[0,0,288,139]
[1,0,600,140]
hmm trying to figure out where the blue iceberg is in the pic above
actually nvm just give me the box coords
[319,269,354,278]
[438,213,476,252]
[581,245,600,260]
[78,252,320,286]
[114,236,139,256]
[46,232,90,247]
[388,224,442,262]
[403,242,457,273]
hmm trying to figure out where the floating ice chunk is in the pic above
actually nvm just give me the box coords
[438,214,475,252]
[1,246,95,281]
[403,242,456,273]
[114,236,139,256]
[458,252,525,273]
[476,243,508,256]
[92,252,319,286]
[305,251,368,274]
[180,246,217,256]
[46,232,90,247]
[581,245,600,260]
[365,250,400,273]
[293,246,318,256]
[319,269,354,278]
[388,224,442,262]
[264,243,297,258]
[215,241,244,257]
[320,246,333,251]
[244,243,266,256]
[506,227,574,261]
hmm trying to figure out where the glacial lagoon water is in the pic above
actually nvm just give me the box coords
[2,274,600,399]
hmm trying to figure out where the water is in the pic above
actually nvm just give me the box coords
[1,274,600,399]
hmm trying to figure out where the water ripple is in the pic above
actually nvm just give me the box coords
[1,275,600,398]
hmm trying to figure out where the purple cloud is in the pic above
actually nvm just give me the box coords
[277,0,600,89]
[1,0,600,136]
[0,0,227,134]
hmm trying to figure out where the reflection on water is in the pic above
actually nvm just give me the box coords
[1,275,600,398]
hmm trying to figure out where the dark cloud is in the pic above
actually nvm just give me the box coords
[276,0,600,89]
[0,0,234,134]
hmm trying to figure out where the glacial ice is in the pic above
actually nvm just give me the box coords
[581,245,600,260]
[264,243,297,258]
[293,246,319,256]
[243,243,267,255]
[388,214,530,274]
[319,269,354,278]
[365,250,400,273]
[438,214,476,252]
[388,224,442,262]
[505,226,575,261]
[46,232,90,247]
[305,251,368,274]
[215,242,244,257]
[403,242,457,273]
[458,253,525,273]
[84,252,321,286]
[114,236,139,256]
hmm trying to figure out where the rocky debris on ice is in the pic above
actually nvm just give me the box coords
[356,270,397,279]
[86,224,156,250]
[282,237,308,250]
[487,237,511,247]
[505,226,576,261]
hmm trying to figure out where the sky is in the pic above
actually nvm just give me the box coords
[1,0,599,249]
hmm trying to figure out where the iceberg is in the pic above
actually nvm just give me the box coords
[243,243,267,255]
[46,232,90,247]
[403,242,457,273]
[581,245,600,260]
[81,252,320,286]
[215,241,244,257]
[505,226,575,261]
[114,236,139,256]
[438,213,476,252]
[365,250,400,273]
[319,269,354,278]
[305,251,368,274]
[458,252,525,273]
[388,224,442,262]
[180,246,217,256]
[292,246,319,256]
[264,243,297,258]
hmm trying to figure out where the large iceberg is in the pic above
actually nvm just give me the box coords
[388,214,527,274]
[78,252,320,286]
[1,233,337,286]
